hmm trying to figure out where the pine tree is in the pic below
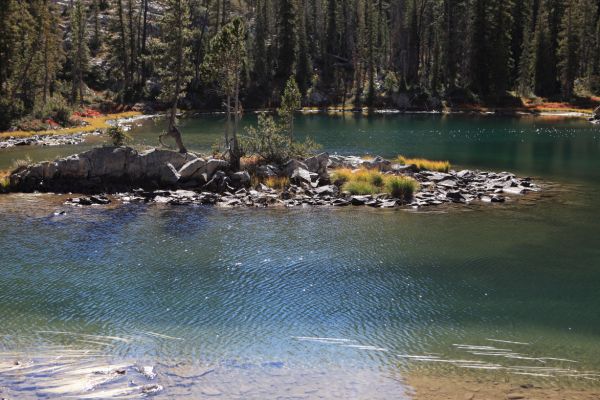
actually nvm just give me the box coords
[70,0,89,106]
[278,75,301,140]
[202,17,247,169]
[532,1,556,97]
[276,0,298,86]
[156,0,193,153]
[296,0,312,95]
[557,0,579,99]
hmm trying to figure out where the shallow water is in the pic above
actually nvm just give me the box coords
[1,114,599,398]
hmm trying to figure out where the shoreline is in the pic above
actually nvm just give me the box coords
[0,106,595,146]
[0,111,145,142]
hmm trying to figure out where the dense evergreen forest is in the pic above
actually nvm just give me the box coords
[1,0,600,130]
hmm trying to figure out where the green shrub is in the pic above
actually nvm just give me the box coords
[106,125,132,146]
[342,180,377,195]
[241,113,321,164]
[384,176,419,202]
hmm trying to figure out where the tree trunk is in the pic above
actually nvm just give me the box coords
[117,0,130,98]
[231,72,241,171]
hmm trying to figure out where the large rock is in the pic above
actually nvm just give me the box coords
[178,158,207,181]
[57,155,91,179]
[82,146,134,178]
[140,149,197,177]
[160,163,181,185]
[290,167,312,185]
[284,159,309,177]
[304,153,329,177]
[206,159,229,178]
[256,165,281,178]
[369,156,392,171]
[230,171,251,188]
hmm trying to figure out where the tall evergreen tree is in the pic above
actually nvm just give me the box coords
[156,0,193,153]
[276,0,298,87]
[70,0,89,106]
[557,0,579,99]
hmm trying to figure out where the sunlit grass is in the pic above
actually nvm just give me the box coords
[394,156,451,172]
[384,176,420,202]
[0,168,11,191]
[331,168,354,185]
[343,180,378,195]
[333,167,419,200]
[250,174,290,190]
[264,176,290,189]
[0,111,142,139]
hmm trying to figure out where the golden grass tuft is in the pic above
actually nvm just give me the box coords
[343,180,377,195]
[250,173,290,190]
[394,156,451,172]
[0,170,10,191]
[384,176,420,202]
[264,176,290,189]
[0,111,142,140]
[333,166,420,200]
[331,168,355,185]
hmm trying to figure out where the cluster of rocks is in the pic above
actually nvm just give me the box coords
[409,169,539,207]
[0,131,101,149]
[6,147,540,210]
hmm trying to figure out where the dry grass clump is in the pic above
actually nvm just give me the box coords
[395,155,451,172]
[332,167,419,200]
[264,176,290,189]
[343,180,378,195]
[384,176,420,202]
[250,174,290,190]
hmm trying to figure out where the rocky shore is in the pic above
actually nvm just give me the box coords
[6,147,540,209]
[0,130,103,148]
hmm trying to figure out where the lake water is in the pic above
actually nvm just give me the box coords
[1,114,599,398]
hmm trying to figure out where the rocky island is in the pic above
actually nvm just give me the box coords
[6,146,540,209]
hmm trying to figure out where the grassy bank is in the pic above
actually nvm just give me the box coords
[0,111,142,140]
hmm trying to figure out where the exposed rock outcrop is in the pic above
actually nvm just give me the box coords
[8,147,229,194]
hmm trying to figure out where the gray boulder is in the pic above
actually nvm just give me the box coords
[179,158,207,181]
[284,159,309,177]
[140,149,197,177]
[256,165,280,178]
[57,155,91,179]
[82,146,133,178]
[206,159,229,178]
[230,171,251,188]
[304,153,329,177]
[369,156,392,171]
[290,168,312,185]
[160,163,181,185]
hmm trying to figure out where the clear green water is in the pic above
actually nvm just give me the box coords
[1,114,599,397]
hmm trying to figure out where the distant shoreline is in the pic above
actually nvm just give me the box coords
[0,106,594,146]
